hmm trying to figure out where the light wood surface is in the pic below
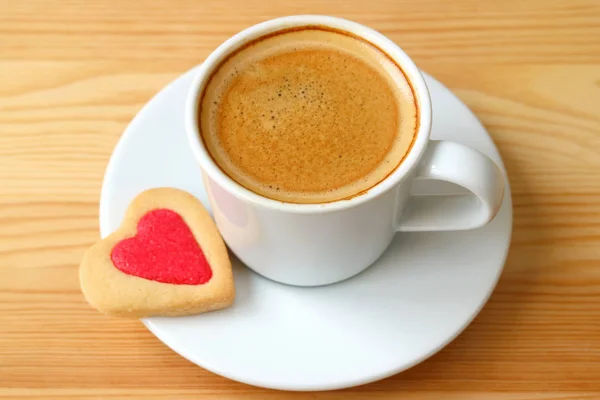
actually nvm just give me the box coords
[1,0,599,399]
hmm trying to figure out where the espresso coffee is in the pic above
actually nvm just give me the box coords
[199,27,418,203]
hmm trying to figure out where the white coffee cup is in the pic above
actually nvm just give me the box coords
[185,15,505,286]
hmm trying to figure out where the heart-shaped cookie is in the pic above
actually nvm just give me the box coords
[80,188,235,318]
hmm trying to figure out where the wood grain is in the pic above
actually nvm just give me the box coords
[1,0,599,399]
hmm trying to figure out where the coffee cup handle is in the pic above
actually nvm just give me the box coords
[395,140,505,232]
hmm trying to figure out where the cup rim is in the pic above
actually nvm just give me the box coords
[185,15,432,214]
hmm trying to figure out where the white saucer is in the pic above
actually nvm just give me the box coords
[100,67,512,391]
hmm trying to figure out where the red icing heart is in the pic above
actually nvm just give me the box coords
[111,209,212,285]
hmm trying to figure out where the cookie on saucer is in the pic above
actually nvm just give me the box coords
[80,188,235,318]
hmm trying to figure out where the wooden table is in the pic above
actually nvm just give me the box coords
[1,1,599,399]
